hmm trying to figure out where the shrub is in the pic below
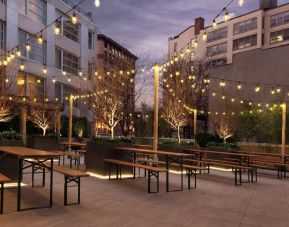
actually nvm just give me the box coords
[0,130,22,140]
[93,137,132,144]
[159,139,194,146]
[195,133,214,147]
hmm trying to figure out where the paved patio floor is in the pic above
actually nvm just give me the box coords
[1,168,289,227]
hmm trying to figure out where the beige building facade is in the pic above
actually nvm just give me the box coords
[168,0,289,114]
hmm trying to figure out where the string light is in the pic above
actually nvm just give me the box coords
[237,82,242,90]
[26,41,31,51]
[94,0,100,7]
[43,65,47,74]
[202,32,207,41]
[238,0,244,7]
[37,32,43,44]
[255,85,260,92]
[71,12,78,24]
[224,10,229,22]
[20,61,25,71]
[16,48,21,57]
[54,20,61,35]
[213,19,217,28]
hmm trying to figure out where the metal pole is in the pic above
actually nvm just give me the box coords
[68,95,73,151]
[282,103,286,159]
[153,64,159,160]
[193,109,197,142]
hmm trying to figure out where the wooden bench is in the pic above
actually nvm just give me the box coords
[250,160,286,179]
[54,151,81,169]
[0,173,10,214]
[104,159,166,193]
[45,163,89,205]
[184,158,257,186]
[137,158,207,189]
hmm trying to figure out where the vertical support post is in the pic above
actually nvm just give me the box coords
[153,64,159,161]
[282,103,286,160]
[55,109,61,138]
[68,95,73,151]
[21,105,27,146]
[193,109,197,142]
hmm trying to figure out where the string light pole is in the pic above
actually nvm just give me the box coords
[153,64,159,160]
[282,103,287,159]
[193,109,197,142]
[68,94,74,151]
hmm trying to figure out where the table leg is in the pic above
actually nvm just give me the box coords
[17,158,23,211]
[49,158,54,207]
[166,155,169,192]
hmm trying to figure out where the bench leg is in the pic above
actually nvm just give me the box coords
[188,169,197,190]
[32,164,35,188]
[42,167,46,187]
[78,177,81,205]
[108,163,111,180]
[0,183,3,214]
[148,171,159,193]
[64,176,68,206]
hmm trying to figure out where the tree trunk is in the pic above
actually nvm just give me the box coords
[43,128,46,136]
[224,137,226,144]
[111,126,114,139]
[177,126,181,144]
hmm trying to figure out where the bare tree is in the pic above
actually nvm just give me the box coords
[28,107,52,136]
[162,98,190,143]
[0,98,14,122]
[211,114,235,143]
[161,57,210,139]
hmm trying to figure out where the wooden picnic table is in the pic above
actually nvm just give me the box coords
[184,148,259,166]
[59,142,86,152]
[0,146,60,211]
[115,147,195,192]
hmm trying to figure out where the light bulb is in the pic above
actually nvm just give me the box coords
[213,19,217,28]
[20,62,25,71]
[16,48,21,57]
[238,0,244,7]
[237,82,242,90]
[54,21,61,35]
[202,32,207,41]
[37,35,43,44]
[255,85,260,92]
[11,52,15,59]
[94,0,100,7]
[224,11,229,22]
[26,42,31,51]
[43,65,47,74]
[71,12,78,24]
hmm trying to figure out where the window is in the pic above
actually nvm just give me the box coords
[233,34,257,50]
[207,43,227,57]
[63,85,78,108]
[55,47,79,75]
[19,30,46,64]
[173,43,177,52]
[88,61,94,80]
[56,10,80,43]
[88,30,94,50]
[207,27,227,42]
[271,11,289,27]
[17,73,45,99]
[0,0,6,4]
[0,20,5,50]
[55,83,79,108]
[210,58,227,67]
[21,0,47,24]
[270,28,289,44]
[233,18,257,35]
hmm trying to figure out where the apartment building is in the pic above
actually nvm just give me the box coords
[96,34,138,136]
[168,0,289,114]
[0,0,98,117]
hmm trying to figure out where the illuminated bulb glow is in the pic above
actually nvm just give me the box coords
[238,0,244,7]
[71,13,78,24]
[94,0,100,7]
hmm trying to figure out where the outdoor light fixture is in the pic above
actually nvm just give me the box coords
[224,10,229,22]
[94,0,100,7]
[71,12,78,24]
[43,65,47,74]
[237,82,242,90]
[213,19,217,28]
[26,41,31,51]
[202,32,207,41]
[20,61,25,71]
[255,85,260,92]
[238,0,244,7]
[37,32,43,44]
[3,59,7,66]
[16,48,21,57]
[10,52,15,60]
[54,21,61,35]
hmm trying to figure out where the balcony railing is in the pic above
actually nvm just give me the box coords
[60,0,94,23]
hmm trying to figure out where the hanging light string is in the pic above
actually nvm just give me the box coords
[0,0,91,60]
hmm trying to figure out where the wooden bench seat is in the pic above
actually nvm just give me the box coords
[0,173,10,214]
[104,159,166,193]
[250,160,285,179]
[183,158,257,186]
[45,163,88,205]
[137,158,206,189]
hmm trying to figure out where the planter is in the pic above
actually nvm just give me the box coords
[0,139,24,181]
[86,140,133,177]
[27,136,59,151]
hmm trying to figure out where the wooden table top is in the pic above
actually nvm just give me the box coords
[0,146,61,159]
[59,142,86,147]
[184,148,259,157]
[236,150,289,157]
[116,147,194,157]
